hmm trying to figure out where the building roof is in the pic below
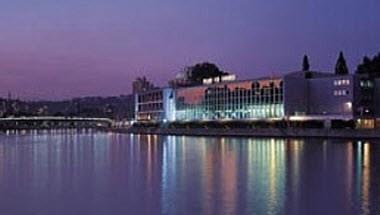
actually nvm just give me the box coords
[284,70,338,78]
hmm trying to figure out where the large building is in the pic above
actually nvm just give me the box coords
[134,70,379,128]
[174,76,283,121]
[135,88,175,122]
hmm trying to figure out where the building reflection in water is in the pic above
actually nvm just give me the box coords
[358,141,371,215]
[0,131,378,215]
[158,136,380,215]
[160,137,289,215]
[243,138,288,215]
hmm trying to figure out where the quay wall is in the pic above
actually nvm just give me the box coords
[111,127,380,139]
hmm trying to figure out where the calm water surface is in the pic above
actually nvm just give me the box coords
[0,130,379,215]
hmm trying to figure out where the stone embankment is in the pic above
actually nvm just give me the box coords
[110,127,380,139]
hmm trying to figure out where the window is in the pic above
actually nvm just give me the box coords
[360,80,374,88]
[334,79,350,86]
[334,90,349,96]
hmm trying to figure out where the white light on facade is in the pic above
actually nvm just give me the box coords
[221,74,236,82]
[203,78,213,84]
[345,102,352,111]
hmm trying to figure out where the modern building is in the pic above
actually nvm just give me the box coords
[174,76,283,121]
[135,88,175,122]
[134,70,380,128]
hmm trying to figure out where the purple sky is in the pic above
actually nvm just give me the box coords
[0,0,379,100]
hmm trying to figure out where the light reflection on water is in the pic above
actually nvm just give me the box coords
[0,130,379,215]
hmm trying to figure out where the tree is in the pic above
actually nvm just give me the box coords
[356,53,380,78]
[187,62,228,83]
[335,51,349,75]
[302,55,310,71]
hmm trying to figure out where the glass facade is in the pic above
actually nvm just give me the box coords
[174,79,284,121]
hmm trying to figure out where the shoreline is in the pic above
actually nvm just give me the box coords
[110,127,380,139]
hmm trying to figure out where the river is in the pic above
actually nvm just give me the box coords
[0,130,378,215]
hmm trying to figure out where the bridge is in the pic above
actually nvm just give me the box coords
[0,117,114,130]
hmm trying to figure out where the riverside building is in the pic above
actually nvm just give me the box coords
[135,88,175,122]
[134,70,379,129]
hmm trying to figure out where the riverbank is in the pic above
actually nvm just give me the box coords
[110,127,380,139]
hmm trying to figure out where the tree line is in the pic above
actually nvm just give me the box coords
[302,51,380,77]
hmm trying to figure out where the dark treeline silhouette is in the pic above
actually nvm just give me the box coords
[0,95,135,120]
[356,53,380,78]
[302,52,349,76]
[301,51,350,76]
[188,62,228,83]
[169,62,229,88]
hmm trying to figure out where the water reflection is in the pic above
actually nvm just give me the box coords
[0,131,379,215]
